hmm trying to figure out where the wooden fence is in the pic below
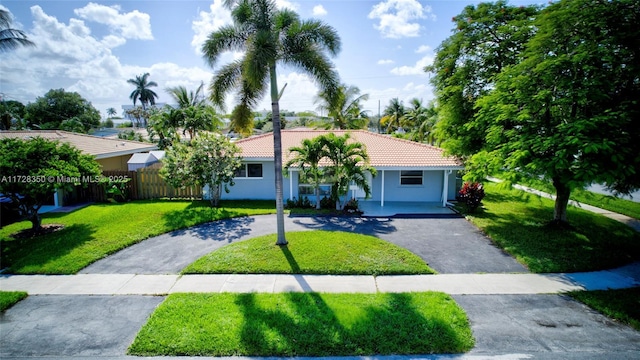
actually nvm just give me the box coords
[82,167,202,202]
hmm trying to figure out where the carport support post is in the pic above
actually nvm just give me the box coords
[380,170,385,207]
[442,169,451,207]
[289,169,293,200]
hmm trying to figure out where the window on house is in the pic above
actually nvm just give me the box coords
[299,184,331,196]
[235,163,263,178]
[400,170,423,185]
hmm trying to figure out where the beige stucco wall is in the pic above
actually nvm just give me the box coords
[97,155,130,171]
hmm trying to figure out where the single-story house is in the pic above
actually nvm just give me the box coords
[0,130,157,210]
[0,130,157,171]
[225,130,464,209]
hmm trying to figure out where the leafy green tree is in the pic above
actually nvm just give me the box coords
[124,106,151,127]
[426,1,539,156]
[117,129,146,142]
[181,105,222,140]
[319,133,376,210]
[0,8,35,53]
[147,106,181,149]
[59,117,85,133]
[127,73,158,110]
[25,89,101,132]
[0,100,26,130]
[470,0,640,224]
[0,138,101,231]
[203,0,341,245]
[315,84,369,129]
[161,133,242,207]
[285,137,326,209]
[379,98,406,133]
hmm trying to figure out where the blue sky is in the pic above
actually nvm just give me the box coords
[0,0,544,117]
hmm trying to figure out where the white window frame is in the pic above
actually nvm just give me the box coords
[298,184,332,196]
[235,163,263,179]
[400,170,423,186]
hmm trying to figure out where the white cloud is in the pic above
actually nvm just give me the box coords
[0,6,214,117]
[377,59,395,65]
[368,0,435,38]
[256,72,319,112]
[276,0,300,11]
[390,54,433,76]
[74,2,153,40]
[191,0,233,55]
[415,45,431,53]
[312,5,328,16]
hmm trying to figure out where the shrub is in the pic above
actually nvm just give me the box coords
[343,198,360,213]
[102,118,114,128]
[285,197,312,209]
[320,196,334,209]
[457,182,485,212]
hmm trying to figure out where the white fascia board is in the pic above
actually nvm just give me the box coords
[94,146,158,159]
[373,166,465,171]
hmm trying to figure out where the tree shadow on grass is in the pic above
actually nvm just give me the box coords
[470,191,640,273]
[234,291,471,356]
[0,223,96,274]
[291,216,397,236]
[232,245,472,356]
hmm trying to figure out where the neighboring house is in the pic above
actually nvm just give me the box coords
[0,130,157,210]
[226,130,464,207]
[128,150,165,171]
[0,130,157,171]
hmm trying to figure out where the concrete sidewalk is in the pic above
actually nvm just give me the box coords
[2,264,638,295]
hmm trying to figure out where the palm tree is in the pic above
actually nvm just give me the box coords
[203,0,341,245]
[315,84,369,129]
[285,137,326,209]
[0,9,35,53]
[319,133,376,210]
[127,73,158,110]
[182,105,222,140]
[380,98,406,133]
[406,99,438,144]
[106,107,117,118]
[166,82,206,108]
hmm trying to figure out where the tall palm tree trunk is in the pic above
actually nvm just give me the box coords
[270,64,287,245]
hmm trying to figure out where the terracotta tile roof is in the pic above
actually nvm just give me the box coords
[235,130,463,168]
[0,130,157,159]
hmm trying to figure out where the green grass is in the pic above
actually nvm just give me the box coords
[464,182,640,273]
[569,288,640,331]
[0,291,28,312]
[493,173,640,220]
[128,292,474,356]
[183,231,435,275]
[0,200,276,274]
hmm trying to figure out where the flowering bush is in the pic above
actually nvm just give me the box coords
[457,182,485,212]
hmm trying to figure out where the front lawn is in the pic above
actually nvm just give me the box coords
[569,288,640,331]
[492,174,640,220]
[128,292,474,356]
[464,183,640,273]
[0,291,28,312]
[0,200,276,274]
[183,230,435,275]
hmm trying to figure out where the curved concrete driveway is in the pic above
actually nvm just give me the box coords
[81,214,526,274]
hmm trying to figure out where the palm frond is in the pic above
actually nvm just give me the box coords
[201,25,247,67]
[209,60,244,111]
